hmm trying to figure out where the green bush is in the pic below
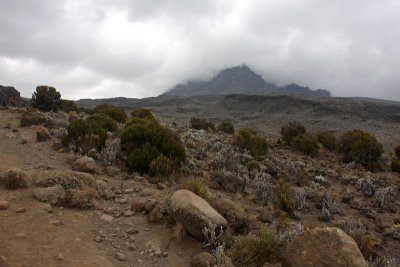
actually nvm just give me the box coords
[275,179,295,216]
[120,115,186,174]
[391,159,400,173]
[189,117,215,131]
[292,132,320,157]
[59,99,78,113]
[181,178,210,201]
[234,128,268,158]
[217,121,235,134]
[87,113,117,132]
[280,122,306,145]
[131,108,156,121]
[149,155,175,177]
[230,227,286,266]
[339,130,383,170]
[315,130,337,151]
[32,85,62,111]
[95,104,127,123]
[62,118,108,153]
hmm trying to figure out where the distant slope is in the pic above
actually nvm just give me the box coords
[163,65,331,97]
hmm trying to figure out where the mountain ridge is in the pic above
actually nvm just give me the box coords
[162,65,331,97]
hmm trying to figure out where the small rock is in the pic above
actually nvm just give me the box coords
[15,206,26,213]
[162,252,168,257]
[72,156,97,173]
[191,252,215,267]
[100,214,113,223]
[51,220,63,226]
[154,250,162,257]
[123,211,134,217]
[0,201,9,210]
[124,188,134,194]
[55,253,64,261]
[127,228,139,234]
[115,252,125,261]
[128,243,137,251]
[15,232,26,238]
[156,183,167,190]
[94,236,102,242]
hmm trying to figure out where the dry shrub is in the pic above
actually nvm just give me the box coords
[181,178,210,201]
[234,128,268,159]
[280,122,306,145]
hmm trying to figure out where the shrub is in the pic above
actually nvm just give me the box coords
[120,117,186,174]
[217,121,235,134]
[275,179,295,216]
[149,155,175,177]
[315,130,337,151]
[292,132,319,157]
[59,99,78,113]
[280,122,306,145]
[339,129,383,170]
[230,227,286,266]
[391,159,400,173]
[32,85,62,111]
[95,104,127,123]
[1,169,28,189]
[234,128,268,158]
[131,108,156,121]
[190,117,215,131]
[62,118,107,153]
[181,178,209,201]
[86,113,117,132]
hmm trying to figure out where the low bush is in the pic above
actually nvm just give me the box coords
[391,159,400,173]
[62,118,108,153]
[189,117,215,131]
[217,121,235,134]
[149,155,175,177]
[234,128,268,158]
[131,108,156,121]
[59,99,78,113]
[86,113,117,132]
[315,130,337,151]
[339,129,383,170]
[1,170,28,189]
[95,104,127,123]
[120,112,186,175]
[292,132,319,157]
[181,178,210,201]
[280,122,306,145]
[230,227,286,266]
[275,179,295,216]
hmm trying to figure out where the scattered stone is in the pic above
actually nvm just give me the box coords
[94,236,102,242]
[115,252,125,261]
[130,198,146,212]
[127,228,139,235]
[15,232,26,238]
[170,189,227,240]
[100,214,113,223]
[55,253,64,261]
[0,201,9,210]
[5,133,16,138]
[72,156,97,173]
[51,220,63,226]
[15,206,26,213]
[128,243,137,251]
[124,188,134,194]
[156,183,167,190]
[36,127,51,142]
[191,252,215,267]
[123,211,134,217]
[162,252,168,257]
[282,227,368,267]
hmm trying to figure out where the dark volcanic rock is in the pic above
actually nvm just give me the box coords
[0,85,21,106]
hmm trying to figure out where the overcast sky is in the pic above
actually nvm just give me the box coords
[1,0,399,100]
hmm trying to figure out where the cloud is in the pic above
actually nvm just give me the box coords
[0,0,399,100]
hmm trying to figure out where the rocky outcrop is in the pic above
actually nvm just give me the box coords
[72,156,97,173]
[170,189,227,240]
[0,85,22,106]
[282,227,368,267]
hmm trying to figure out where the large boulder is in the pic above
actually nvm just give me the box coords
[282,227,368,267]
[0,85,21,106]
[170,189,227,240]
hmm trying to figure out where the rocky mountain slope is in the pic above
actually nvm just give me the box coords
[162,65,331,97]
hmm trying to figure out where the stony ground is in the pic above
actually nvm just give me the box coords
[0,107,399,267]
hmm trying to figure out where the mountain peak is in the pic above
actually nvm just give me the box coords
[163,65,331,97]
